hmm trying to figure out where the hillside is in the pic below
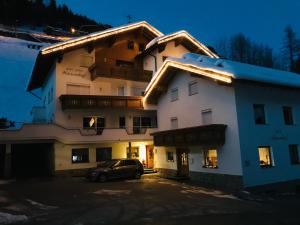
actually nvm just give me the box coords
[0,36,43,125]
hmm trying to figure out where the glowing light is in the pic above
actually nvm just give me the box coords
[139,144,147,165]
[70,27,76,33]
[41,21,163,55]
[146,31,219,58]
[143,59,233,103]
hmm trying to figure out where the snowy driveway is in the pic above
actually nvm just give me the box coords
[0,176,300,225]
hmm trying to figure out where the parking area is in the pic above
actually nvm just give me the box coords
[1,175,300,225]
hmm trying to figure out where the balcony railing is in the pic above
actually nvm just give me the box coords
[89,64,153,82]
[60,95,144,110]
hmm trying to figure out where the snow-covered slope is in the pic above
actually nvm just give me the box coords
[0,36,43,125]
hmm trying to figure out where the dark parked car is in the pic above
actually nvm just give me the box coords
[86,159,144,182]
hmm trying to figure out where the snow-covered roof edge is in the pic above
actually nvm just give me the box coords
[145,30,219,58]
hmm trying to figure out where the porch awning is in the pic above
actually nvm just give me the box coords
[151,124,227,147]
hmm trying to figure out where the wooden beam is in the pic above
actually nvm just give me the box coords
[158,43,167,53]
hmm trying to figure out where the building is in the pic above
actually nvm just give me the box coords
[144,53,300,190]
[1,21,300,190]
[0,22,216,178]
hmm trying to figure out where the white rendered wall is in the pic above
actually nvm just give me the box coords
[143,41,190,73]
[235,82,300,187]
[155,71,243,176]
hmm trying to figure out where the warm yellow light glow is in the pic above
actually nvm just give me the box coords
[139,144,147,164]
[143,59,233,103]
[41,21,163,55]
[70,27,76,33]
[146,31,219,58]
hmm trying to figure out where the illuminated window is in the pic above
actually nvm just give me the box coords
[170,117,178,129]
[253,104,266,124]
[83,117,105,130]
[289,144,299,165]
[166,151,174,161]
[127,147,139,158]
[203,149,218,168]
[171,88,178,102]
[188,81,198,96]
[258,146,274,168]
[72,148,89,163]
[283,106,294,125]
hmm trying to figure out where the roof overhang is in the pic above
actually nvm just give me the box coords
[151,124,227,147]
[143,59,233,104]
[27,21,163,91]
[140,31,219,58]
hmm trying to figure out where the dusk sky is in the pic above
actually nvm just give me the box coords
[56,0,300,52]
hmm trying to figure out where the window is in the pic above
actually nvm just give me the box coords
[127,147,139,158]
[188,81,198,96]
[202,109,212,125]
[171,117,178,129]
[72,148,89,163]
[139,43,145,52]
[258,146,274,168]
[283,106,294,125]
[171,88,178,102]
[253,104,266,124]
[96,147,112,162]
[83,117,105,130]
[166,151,174,161]
[203,149,218,168]
[289,144,299,165]
[119,117,126,128]
[127,40,134,50]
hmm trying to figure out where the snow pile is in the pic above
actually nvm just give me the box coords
[26,199,58,210]
[0,36,43,125]
[177,53,300,88]
[0,212,28,224]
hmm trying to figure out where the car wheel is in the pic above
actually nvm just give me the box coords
[98,174,107,182]
[134,171,141,179]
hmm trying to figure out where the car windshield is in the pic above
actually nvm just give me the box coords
[97,160,118,168]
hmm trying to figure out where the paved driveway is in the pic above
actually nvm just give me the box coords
[0,175,300,225]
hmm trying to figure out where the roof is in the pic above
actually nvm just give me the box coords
[144,53,300,103]
[27,21,163,91]
[141,30,219,58]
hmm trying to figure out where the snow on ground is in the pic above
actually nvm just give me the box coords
[0,212,28,224]
[93,189,131,196]
[26,199,58,210]
[0,36,43,124]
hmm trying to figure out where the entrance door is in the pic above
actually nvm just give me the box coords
[146,145,154,168]
[176,148,189,177]
[0,145,5,178]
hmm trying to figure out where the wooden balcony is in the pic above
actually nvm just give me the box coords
[151,124,227,147]
[60,95,144,110]
[89,64,153,82]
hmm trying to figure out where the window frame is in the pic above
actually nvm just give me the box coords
[170,88,179,102]
[253,104,267,125]
[188,81,198,96]
[258,146,274,168]
[72,148,89,164]
[166,151,174,162]
[283,106,294,125]
[202,149,218,169]
[289,144,300,165]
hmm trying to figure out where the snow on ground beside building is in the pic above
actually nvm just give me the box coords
[0,212,28,224]
[0,36,43,125]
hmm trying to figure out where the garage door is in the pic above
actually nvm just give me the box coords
[11,143,54,178]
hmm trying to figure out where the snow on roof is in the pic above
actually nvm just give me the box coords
[181,53,300,88]
[41,21,163,55]
[145,30,219,58]
[144,53,300,102]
